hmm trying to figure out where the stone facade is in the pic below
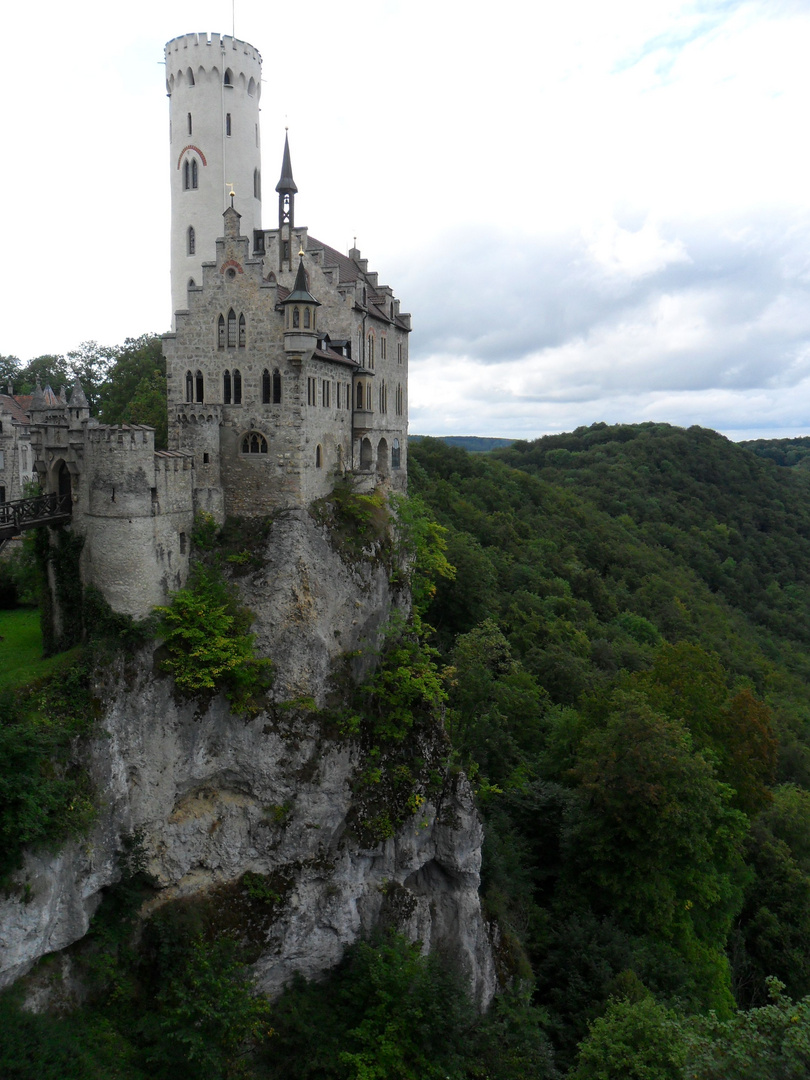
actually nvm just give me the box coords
[0,35,410,623]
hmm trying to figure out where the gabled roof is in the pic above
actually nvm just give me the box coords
[0,394,31,424]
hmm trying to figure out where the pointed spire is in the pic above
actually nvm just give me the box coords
[67,379,89,409]
[284,254,320,306]
[31,380,46,411]
[275,131,298,195]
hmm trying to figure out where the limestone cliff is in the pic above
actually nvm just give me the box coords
[0,509,496,1007]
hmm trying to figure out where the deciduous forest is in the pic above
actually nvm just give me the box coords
[2,344,810,1077]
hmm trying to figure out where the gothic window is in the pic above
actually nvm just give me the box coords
[191,159,198,189]
[224,69,232,86]
[395,383,403,416]
[356,383,363,410]
[392,439,401,469]
[226,112,232,137]
[218,314,226,349]
[381,336,387,360]
[273,369,281,404]
[262,368,271,404]
[187,67,195,86]
[183,160,190,190]
[238,313,246,347]
[367,333,375,369]
[224,369,232,404]
[304,307,310,329]
[188,278,195,289]
[233,369,242,404]
[227,309,237,348]
[195,370,204,403]
[241,432,268,454]
[293,308,300,329]
[185,370,194,402]
[187,112,192,135]
[315,444,322,468]
[187,226,195,255]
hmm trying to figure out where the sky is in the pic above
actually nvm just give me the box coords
[4,0,810,441]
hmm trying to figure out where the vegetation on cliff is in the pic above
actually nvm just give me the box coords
[5,421,810,1075]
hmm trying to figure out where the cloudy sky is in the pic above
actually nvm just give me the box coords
[4,0,810,440]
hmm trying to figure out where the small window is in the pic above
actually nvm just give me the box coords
[398,341,403,364]
[315,444,322,468]
[224,369,232,404]
[188,277,195,288]
[238,313,246,347]
[253,168,261,199]
[187,226,195,255]
[233,369,242,405]
[191,159,198,189]
[227,309,237,348]
[304,307,311,329]
[322,380,330,408]
[218,314,226,349]
[203,453,210,464]
[183,159,190,190]
[367,334,375,369]
[226,112,232,137]
[392,439,401,469]
[356,383,363,410]
[195,370,204,403]
[185,370,194,402]
[293,308,300,329]
[224,69,232,86]
[307,377,317,406]
[273,369,281,404]
[262,369,271,404]
[242,432,268,454]
[187,112,192,135]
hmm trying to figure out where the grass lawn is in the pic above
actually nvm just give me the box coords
[0,608,80,691]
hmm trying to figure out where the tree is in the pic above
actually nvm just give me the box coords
[570,996,687,1080]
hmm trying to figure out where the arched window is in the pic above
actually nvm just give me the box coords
[195,370,204,403]
[304,307,310,328]
[187,67,195,86]
[187,112,192,135]
[360,438,373,469]
[233,369,242,404]
[224,69,232,86]
[356,383,363,410]
[395,383,403,415]
[238,313,246,347]
[187,226,195,255]
[183,160,190,190]
[227,309,237,348]
[367,333,374,369]
[241,432,268,454]
[224,369,232,404]
[191,159,198,189]
[226,113,232,137]
[315,444,322,468]
[185,370,194,403]
[188,278,196,289]
[293,308,300,329]
[262,369,271,404]
[218,314,226,349]
[392,439,401,468]
[273,369,281,404]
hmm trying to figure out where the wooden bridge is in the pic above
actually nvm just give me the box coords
[0,493,72,542]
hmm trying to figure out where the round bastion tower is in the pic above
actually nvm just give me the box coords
[165,33,262,321]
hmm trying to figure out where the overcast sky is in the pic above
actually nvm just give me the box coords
[4,0,810,441]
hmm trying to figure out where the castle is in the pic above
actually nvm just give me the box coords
[0,32,409,620]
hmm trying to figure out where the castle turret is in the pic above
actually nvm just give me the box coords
[276,131,297,273]
[165,32,263,321]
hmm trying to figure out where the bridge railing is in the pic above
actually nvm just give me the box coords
[0,493,72,536]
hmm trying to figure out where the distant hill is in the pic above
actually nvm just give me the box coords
[742,435,810,469]
[409,435,514,453]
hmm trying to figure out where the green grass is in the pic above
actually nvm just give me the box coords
[0,608,81,690]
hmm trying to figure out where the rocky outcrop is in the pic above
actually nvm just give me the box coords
[0,509,496,1008]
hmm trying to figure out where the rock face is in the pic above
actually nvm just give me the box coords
[0,509,496,1008]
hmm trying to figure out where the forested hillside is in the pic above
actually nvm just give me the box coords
[407,425,810,1074]
[4,420,810,1078]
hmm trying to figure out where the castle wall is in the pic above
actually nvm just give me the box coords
[76,427,195,619]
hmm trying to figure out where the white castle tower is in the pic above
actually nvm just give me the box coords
[165,33,263,320]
